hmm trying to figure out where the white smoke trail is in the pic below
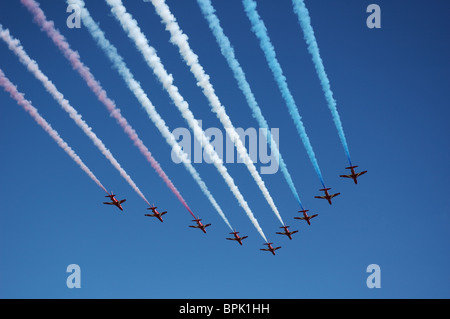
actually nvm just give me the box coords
[68,0,232,229]
[105,0,267,241]
[147,0,285,225]
[0,25,150,205]
[0,68,108,194]
[21,0,199,218]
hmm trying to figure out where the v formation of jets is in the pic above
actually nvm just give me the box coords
[0,0,369,257]
[104,166,367,256]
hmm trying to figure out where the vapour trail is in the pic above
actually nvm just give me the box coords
[0,68,108,195]
[67,0,231,228]
[20,0,198,215]
[292,0,351,165]
[105,0,267,241]
[242,0,326,188]
[0,25,150,206]
[147,0,285,225]
[196,0,307,210]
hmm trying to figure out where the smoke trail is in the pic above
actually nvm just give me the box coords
[196,0,306,210]
[242,0,326,188]
[19,0,195,215]
[65,0,231,228]
[147,0,285,225]
[0,25,150,206]
[0,68,108,195]
[292,0,351,165]
[105,0,267,241]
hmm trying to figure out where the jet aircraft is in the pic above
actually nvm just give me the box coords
[144,205,167,222]
[103,193,126,211]
[340,165,367,184]
[276,225,299,240]
[226,230,248,245]
[315,188,340,205]
[294,209,318,225]
[260,242,281,256]
[189,216,211,234]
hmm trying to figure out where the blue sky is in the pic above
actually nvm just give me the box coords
[0,0,449,298]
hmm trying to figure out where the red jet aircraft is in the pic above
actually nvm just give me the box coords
[340,165,367,184]
[260,242,281,256]
[315,188,340,205]
[144,205,167,222]
[276,225,299,240]
[103,193,126,211]
[226,230,248,245]
[294,209,318,225]
[189,216,211,234]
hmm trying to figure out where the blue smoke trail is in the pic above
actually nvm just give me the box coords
[242,0,326,188]
[196,0,305,209]
[292,0,352,166]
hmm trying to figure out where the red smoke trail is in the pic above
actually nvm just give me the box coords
[21,0,195,217]
[0,25,150,208]
[0,68,109,195]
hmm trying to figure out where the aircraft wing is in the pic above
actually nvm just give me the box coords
[311,214,318,219]
[330,193,341,198]
[295,216,306,220]
[161,211,168,216]
[340,174,352,178]
[241,236,248,240]
[260,248,270,251]
[189,225,200,229]
[119,199,126,204]
[204,224,212,228]
[274,247,281,251]
[275,231,286,235]
[314,195,326,199]
[103,202,114,205]
[226,238,236,241]
[356,171,368,177]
